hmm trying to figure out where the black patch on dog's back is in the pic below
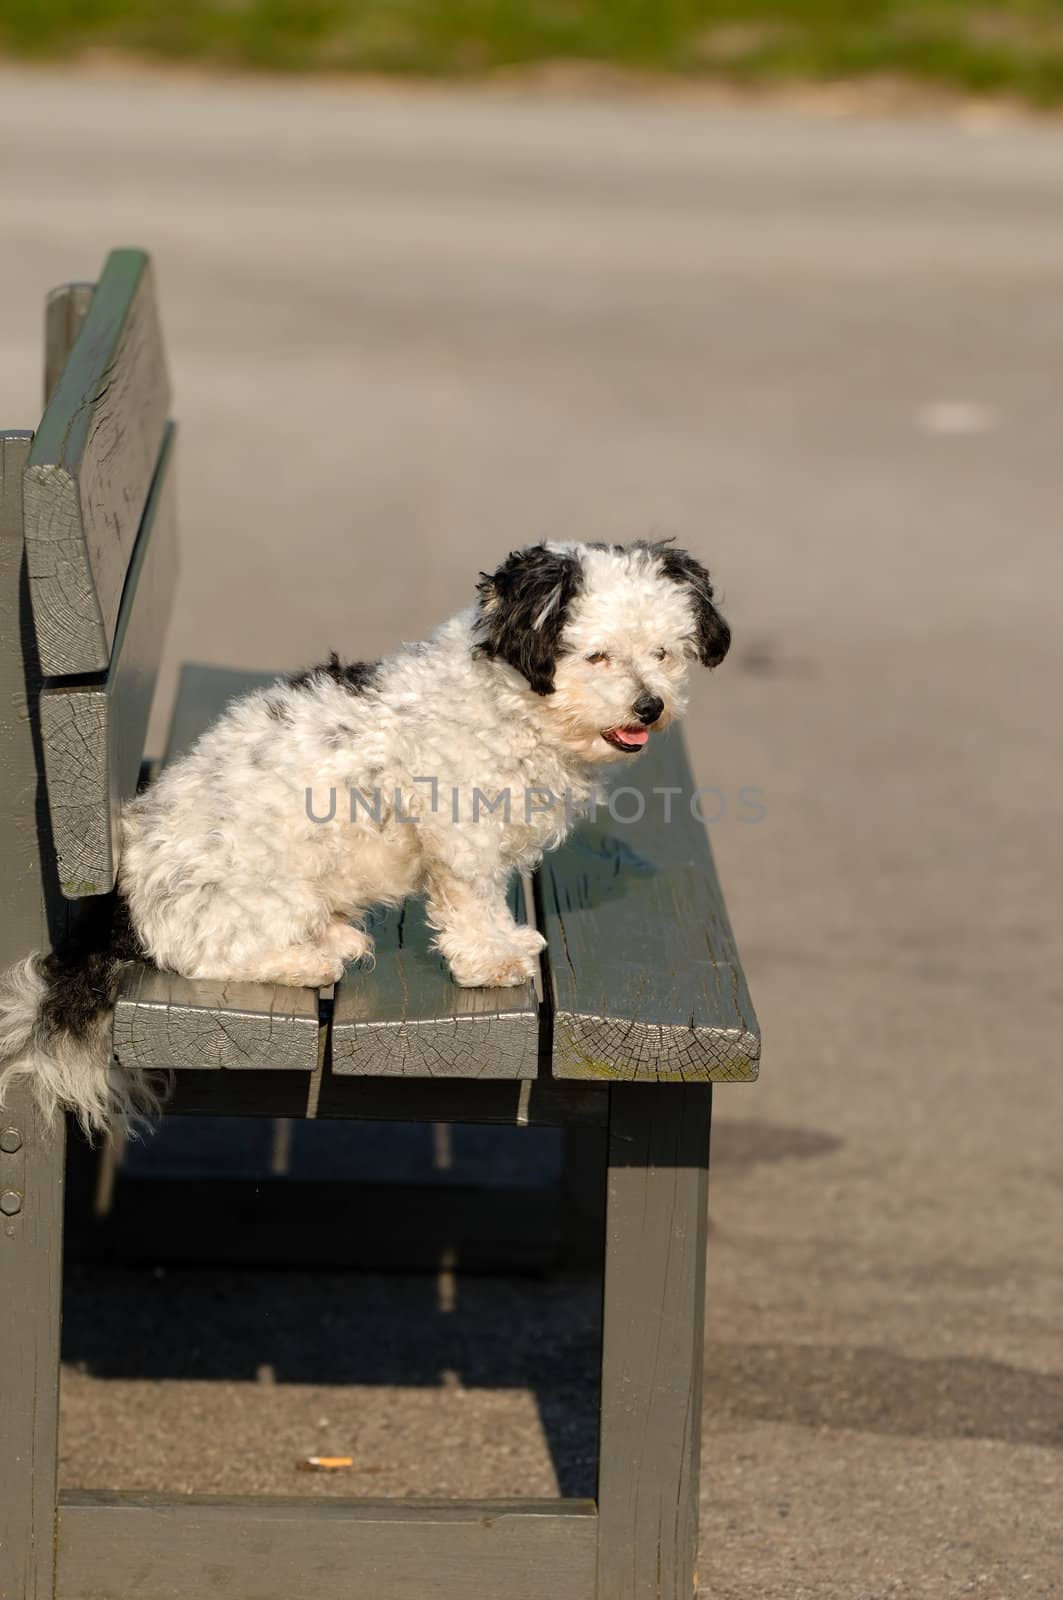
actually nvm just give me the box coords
[655,545,731,669]
[475,543,584,696]
[287,654,381,694]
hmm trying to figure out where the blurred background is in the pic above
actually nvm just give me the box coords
[2,7,1061,1597]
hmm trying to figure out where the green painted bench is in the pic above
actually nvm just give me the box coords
[0,249,759,1600]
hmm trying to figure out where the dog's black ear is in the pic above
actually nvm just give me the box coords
[476,543,584,695]
[656,546,731,668]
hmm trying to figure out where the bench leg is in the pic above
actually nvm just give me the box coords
[0,1084,65,1600]
[596,1084,711,1600]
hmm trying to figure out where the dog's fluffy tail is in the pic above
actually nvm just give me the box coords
[0,906,163,1136]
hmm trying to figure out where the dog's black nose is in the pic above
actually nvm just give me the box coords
[632,693,664,726]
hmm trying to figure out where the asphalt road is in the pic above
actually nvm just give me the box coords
[2,66,1061,1599]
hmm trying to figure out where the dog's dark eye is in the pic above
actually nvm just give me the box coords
[653,647,669,662]
[586,651,610,666]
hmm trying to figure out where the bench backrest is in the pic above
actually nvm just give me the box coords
[16,250,178,899]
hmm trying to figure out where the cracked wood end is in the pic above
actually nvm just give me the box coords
[26,249,171,676]
[540,728,760,1083]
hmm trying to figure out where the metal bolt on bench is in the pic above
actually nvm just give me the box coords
[0,250,759,1600]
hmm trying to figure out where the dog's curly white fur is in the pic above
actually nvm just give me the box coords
[0,539,729,1132]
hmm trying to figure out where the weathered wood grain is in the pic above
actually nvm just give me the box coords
[0,432,54,958]
[0,1084,66,1600]
[43,282,95,406]
[39,422,178,898]
[331,888,540,1078]
[113,962,322,1073]
[596,1085,710,1600]
[540,727,760,1083]
[56,1493,598,1600]
[25,248,171,675]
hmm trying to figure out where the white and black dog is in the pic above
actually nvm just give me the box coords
[0,539,729,1132]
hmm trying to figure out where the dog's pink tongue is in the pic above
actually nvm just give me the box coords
[609,726,649,747]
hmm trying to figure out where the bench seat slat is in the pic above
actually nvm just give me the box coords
[25,249,170,675]
[330,888,540,1079]
[39,423,178,899]
[540,728,760,1083]
[112,964,321,1073]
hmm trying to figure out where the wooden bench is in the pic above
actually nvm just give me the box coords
[0,249,760,1600]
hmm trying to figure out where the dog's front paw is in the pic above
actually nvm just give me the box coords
[326,919,375,968]
[449,946,538,990]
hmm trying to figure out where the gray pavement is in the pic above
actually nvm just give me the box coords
[2,65,1061,1599]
